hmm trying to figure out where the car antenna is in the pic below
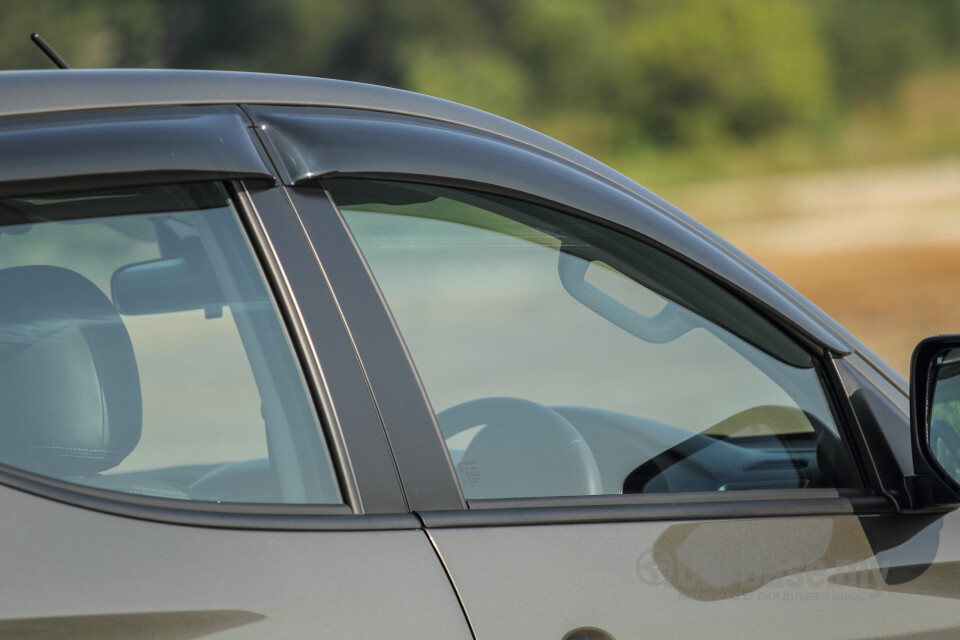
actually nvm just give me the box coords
[30,33,71,69]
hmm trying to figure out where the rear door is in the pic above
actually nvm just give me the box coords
[0,106,472,638]
[258,105,960,640]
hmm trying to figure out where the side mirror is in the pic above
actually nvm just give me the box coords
[908,335,960,509]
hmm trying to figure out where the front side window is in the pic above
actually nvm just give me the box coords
[327,178,859,500]
[0,183,341,504]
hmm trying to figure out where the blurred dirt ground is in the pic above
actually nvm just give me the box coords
[754,246,960,376]
[656,158,960,376]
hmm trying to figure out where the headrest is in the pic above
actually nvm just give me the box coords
[0,266,141,477]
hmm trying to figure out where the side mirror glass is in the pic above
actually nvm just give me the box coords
[911,336,960,496]
[929,349,960,483]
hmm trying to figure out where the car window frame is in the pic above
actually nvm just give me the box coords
[247,103,897,521]
[244,99,890,519]
[330,178,866,478]
[309,177,887,515]
[0,104,412,528]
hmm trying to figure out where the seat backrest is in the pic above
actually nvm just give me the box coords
[0,266,142,477]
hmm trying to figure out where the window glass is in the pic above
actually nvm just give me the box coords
[328,178,859,499]
[0,184,341,504]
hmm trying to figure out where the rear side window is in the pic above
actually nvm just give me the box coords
[327,178,860,500]
[0,183,341,504]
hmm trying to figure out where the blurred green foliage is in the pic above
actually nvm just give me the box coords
[615,0,833,147]
[1,0,957,179]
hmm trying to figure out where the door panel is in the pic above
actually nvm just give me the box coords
[0,485,472,638]
[429,511,960,639]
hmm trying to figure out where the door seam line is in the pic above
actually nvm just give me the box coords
[416,512,478,640]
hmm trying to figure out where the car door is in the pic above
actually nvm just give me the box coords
[0,106,473,638]
[257,105,960,640]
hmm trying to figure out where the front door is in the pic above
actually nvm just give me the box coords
[320,175,960,639]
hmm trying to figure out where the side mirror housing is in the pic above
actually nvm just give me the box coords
[907,335,960,510]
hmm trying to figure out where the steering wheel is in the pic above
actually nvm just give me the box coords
[437,397,603,499]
